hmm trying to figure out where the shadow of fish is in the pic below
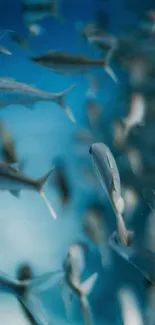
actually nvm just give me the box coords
[0,78,76,122]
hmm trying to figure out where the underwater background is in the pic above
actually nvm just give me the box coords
[0,0,155,324]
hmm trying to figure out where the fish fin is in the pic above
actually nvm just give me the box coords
[61,279,73,319]
[142,188,155,212]
[24,103,35,110]
[36,166,57,220]
[115,196,125,215]
[36,166,55,192]
[9,190,20,198]
[11,159,25,172]
[28,269,63,293]
[80,273,98,296]
[56,84,76,123]
[104,48,118,83]
[20,292,48,325]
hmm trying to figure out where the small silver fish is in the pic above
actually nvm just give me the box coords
[0,161,57,219]
[0,77,76,122]
[28,23,44,36]
[62,242,98,325]
[31,51,117,82]
[89,142,131,246]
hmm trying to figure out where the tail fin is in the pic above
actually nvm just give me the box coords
[28,269,63,293]
[80,272,98,296]
[104,47,118,83]
[56,84,76,123]
[0,46,12,55]
[36,166,57,220]
[36,166,55,192]
[79,273,98,325]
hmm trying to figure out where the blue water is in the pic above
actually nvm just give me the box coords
[0,0,155,324]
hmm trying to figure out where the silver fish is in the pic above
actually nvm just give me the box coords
[0,161,57,219]
[0,77,76,123]
[62,242,98,325]
[89,142,132,246]
[31,51,117,82]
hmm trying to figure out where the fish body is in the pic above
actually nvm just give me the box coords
[53,162,70,206]
[31,51,106,73]
[89,143,131,246]
[28,23,44,36]
[0,77,75,122]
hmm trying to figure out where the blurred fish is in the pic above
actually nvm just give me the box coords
[53,159,71,206]
[22,0,59,19]
[62,242,98,325]
[31,51,117,83]
[86,75,100,99]
[122,93,146,138]
[0,78,76,122]
[0,161,57,219]
[112,120,126,150]
[89,143,133,246]
[28,23,44,36]
[122,186,139,222]
[126,147,143,176]
[0,264,63,325]
[118,287,144,325]
[74,129,94,144]
[83,205,111,267]
[0,45,12,55]
[0,122,17,164]
[11,32,31,52]
[87,31,118,53]
[86,99,102,129]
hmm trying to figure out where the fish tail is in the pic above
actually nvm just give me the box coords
[56,84,76,123]
[36,166,55,192]
[80,295,93,325]
[104,48,118,83]
[28,269,63,293]
[36,166,57,220]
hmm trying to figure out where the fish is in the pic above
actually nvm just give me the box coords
[86,99,102,129]
[22,0,61,23]
[0,122,17,164]
[0,264,63,325]
[52,159,70,206]
[11,32,31,52]
[83,205,111,267]
[0,161,57,219]
[22,1,58,14]
[28,23,44,36]
[31,51,117,83]
[122,186,139,222]
[126,147,144,176]
[0,77,76,122]
[89,143,133,246]
[122,93,146,138]
[118,287,144,325]
[86,75,100,99]
[62,242,98,325]
[0,46,12,55]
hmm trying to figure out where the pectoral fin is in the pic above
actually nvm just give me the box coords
[9,190,20,198]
